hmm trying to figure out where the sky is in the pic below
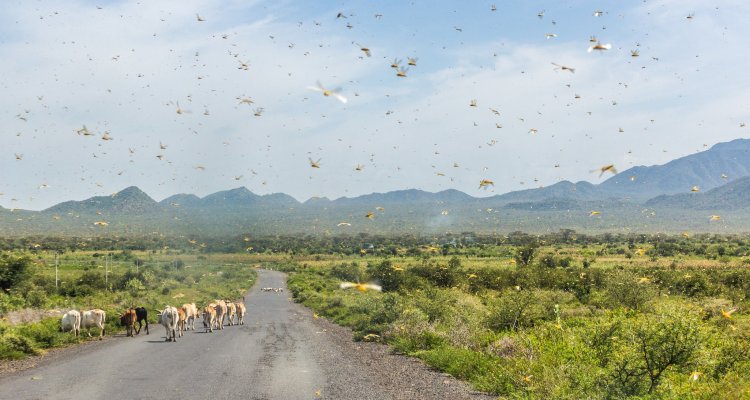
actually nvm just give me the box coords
[1,0,749,210]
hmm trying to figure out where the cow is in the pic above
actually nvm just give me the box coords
[181,303,198,331]
[120,309,137,337]
[61,310,81,337]
[177,307,186,338]
[202,304,217,333]
[134,307,149,335]
[235,302,246,325]
[160,306,179,342]
[225,301,237,326]
[81,309,106,340]
[214,300,228,329]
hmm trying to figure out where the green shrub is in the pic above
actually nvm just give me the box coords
[0,333,39,359]
[366,260,404,292]
[330,262,364,282]
[25,289,48,308]
[485,289,537,331]
[605,269,655,311]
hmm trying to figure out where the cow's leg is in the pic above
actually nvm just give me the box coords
[135,320,141,335]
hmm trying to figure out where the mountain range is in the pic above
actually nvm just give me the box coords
[2,138,750,236]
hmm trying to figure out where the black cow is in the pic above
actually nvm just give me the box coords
[135,307,149,335]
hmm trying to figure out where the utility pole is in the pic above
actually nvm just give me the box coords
[105,253,109,290]
[54,252,59,289]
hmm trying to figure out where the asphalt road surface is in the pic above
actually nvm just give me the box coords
[0,270,494,400]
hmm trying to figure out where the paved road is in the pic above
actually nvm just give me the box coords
[0,270,326,399]
[0,270,494,400]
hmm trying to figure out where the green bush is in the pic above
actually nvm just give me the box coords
[485,289,538,331]
[0,333,39,359]
[330,262,364,282]
[366,260,404,292]
[410,257,462,288]
[605,269,655,311]
[25,289,48,308]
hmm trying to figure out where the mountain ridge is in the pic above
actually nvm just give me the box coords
[3,137,749,235]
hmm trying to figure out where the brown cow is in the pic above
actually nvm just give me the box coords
[177,307,186,337]
[225,301,237,326]
[203,304,217,333]
[235,302,246,325]
[120,309,137,337]
[181,303,198,331]
[214,300,227,329]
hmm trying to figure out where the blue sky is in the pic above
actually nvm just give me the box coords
[1,0,748,210]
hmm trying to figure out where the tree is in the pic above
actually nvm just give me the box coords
[605,305,702,396]
[514,244,537,267]
[0,253,32,291]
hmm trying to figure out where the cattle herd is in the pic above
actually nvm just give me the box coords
[60,299,247,342]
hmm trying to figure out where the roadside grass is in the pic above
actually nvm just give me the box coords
[285,253,750,399]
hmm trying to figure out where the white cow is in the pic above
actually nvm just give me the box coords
[81,309,106,340]
[160,306,179,342]
[61,310,81,337]
[235,302,246,325]
[182,303,198,331]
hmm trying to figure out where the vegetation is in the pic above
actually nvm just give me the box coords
[280,233,750,398]
[2,231,750,398]
[0,250,256,360]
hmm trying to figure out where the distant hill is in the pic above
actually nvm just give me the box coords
[645,176,750,210]
[45,186,158,215]
[160,193,202,207]
[3,138,750,236]
[493,181,603,203]
[329,189,475,207]
[599,138,750,200]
